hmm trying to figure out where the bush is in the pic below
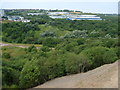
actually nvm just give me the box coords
[40,46,50,52]
[77,38,85,45]
[44,55,65,80]
[103,39,117,48]
[65,53,92,74]
[2,52,11,59]
[2,66,20,86]
[81,46,118,69]
[42,38,60,47]
[27,45,37,52]
[19,57,46,88]
[41,31,56,37]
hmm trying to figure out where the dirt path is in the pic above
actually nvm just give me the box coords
[34,61,118,88]
[0,43,27,48]
[0,43,40,48]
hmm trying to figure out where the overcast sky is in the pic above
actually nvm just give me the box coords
[1,0,119,14]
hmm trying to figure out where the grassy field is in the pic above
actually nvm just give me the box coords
[2,46,26,57]
[34,24,70,38]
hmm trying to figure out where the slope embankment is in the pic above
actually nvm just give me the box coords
[34,61,118,88]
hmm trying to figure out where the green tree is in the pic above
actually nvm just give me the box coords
[19,57,46,88]
[65,53,92,74]
[81,46,118,68]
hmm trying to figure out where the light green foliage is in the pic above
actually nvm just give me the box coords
[19,58,45,88]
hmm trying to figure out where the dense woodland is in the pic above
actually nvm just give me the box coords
[2,9,119,88]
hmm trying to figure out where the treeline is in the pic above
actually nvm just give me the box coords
[5,9,81,16]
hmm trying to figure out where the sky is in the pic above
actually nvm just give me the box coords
[1,0,119,14]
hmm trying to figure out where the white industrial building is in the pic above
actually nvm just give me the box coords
[27,13,44,15]
[48,12,69,16]
[67,15,102,20]
[49,14,102,20]
[7,16,30,22]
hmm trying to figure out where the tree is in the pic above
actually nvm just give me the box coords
[81,46,118,69]
[65,53,92,74]
[19,57,46,88]
[27,45,37,52]
[40,46,50,52]
[2,52,11,59]
[41,31,56,37]
[42,38,60,47]
[2,66,20,86]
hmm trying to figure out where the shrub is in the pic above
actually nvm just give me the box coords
[19,57,46,88]
[2,52,11,59]
[81,46,118,69]
[42,38,60,47]
[2,66,20,86]
[44,55,65,80]
[27,45,37,52]
[41,31,56,37]
[65,53,92,74]
[40,46,50,52]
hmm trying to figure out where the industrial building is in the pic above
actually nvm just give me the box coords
[7,16,30,22]
[49,15,67,19]
[49,14,102,20]
[67,15,102,20]
[48,12,69,16]
[27,13,44,15]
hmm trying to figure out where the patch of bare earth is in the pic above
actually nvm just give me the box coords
[34,61,118,88]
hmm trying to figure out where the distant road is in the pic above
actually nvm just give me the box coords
[33,61,118,88]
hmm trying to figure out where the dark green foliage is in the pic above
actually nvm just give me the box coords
[42,38,61,47]
[2,22,40,44]
[2,52,11,59]
[65,53,92,74]
[40,46,50,52]
[81,46,118,68]
[77,38,85,45]
[2,66,20,86]
[27,45,37,52]
[103,39,118,48]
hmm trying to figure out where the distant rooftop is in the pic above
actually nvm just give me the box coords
[49,14,102,20]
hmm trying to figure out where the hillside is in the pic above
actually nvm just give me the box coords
[2,10,119,89]
[34,61,118,88]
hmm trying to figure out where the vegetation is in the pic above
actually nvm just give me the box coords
[2,9,119,89]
